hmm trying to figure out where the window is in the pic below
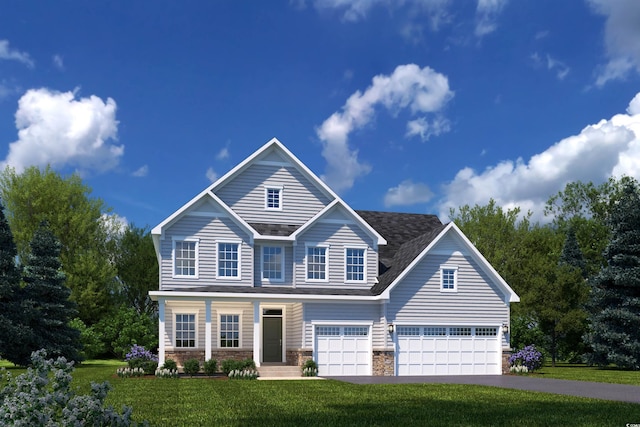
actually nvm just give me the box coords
[220,314,240,347]
[306,246,327,281]
[175,314,196,347]
[344,326,368,336]
[424,327,447,336]
[450,327,472,336]
[265,187,282,210]
[475,327,498,336]
[262,246,284,282]
[440,265,458,292]
[174,240,197,277]
[345,248,365,282]
[218,242,239,278]
[397,326,421,336]
[316,326,340,336]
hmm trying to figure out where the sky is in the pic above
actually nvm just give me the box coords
[2,0,640,228]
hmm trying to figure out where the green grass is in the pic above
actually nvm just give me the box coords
[536,363,640,385]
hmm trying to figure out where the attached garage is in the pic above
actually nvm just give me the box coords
[396,326,500,375]
[315,325,372,376]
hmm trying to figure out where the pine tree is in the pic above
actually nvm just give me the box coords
[585,183,640,369]
[560,226,587,278]
[19,221,82,365]
[0,200,26,359]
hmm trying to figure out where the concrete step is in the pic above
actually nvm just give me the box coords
[257,365,301,378]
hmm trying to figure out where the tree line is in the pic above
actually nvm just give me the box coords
[0,166,638,369]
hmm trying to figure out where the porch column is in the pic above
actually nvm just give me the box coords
[253,301,261,367]
[158,298,166,366]
[205,299,212,361]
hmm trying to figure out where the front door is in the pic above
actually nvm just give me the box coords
[263,316,282,362]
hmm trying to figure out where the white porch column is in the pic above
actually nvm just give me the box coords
[158,298,166,366]
[205,299,212,361]
[253,301,261,367]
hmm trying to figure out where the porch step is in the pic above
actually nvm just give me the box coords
[257,365,301,378]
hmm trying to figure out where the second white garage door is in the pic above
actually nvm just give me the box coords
[396,326,500,375]
[315,325,371,376]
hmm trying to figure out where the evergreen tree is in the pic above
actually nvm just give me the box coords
[585,183,640,369]
[559,226,587,278]
[18,221,82,365]
[0,201,27,359]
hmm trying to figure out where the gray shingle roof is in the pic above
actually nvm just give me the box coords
[249,222,300,236]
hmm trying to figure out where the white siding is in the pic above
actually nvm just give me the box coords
[303,302,384,348]
[160,215,253,289]
[295,221,378,288]
[216,163,331,225]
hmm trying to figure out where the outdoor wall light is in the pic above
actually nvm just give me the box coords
[502,322,509,334]
[387,324,395,334]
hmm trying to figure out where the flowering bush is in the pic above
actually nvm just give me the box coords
[155,367,179,379]
[509,345,544,372]
[509,365,529,375]
[228,369,259,380]
[125,345,158,375]
[0,349,146,426]
[302,359,318,377]
[117,367,145,378]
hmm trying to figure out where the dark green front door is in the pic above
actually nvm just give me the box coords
[263,317,282,362]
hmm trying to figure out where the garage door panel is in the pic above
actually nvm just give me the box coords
[315,326,371,376]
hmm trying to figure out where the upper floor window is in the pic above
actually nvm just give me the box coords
[220,314,240,348]
[175,313,196,347]
[306,246,327,281]
[345,248,365,282]
[265,187,282,210]
[218,242,240,278]
[440,265,458,292]
[174,240,198,277]
[262,246,284,282]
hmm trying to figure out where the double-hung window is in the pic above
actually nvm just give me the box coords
[262,246,284,282]
[174,239,198,277]
[345,248,365,282]
[440,265,458,292]
[175,314,196,347]
[306,246,327,281]
[265,187,282,210]
[220,314,240,348]
[218,242,239,278]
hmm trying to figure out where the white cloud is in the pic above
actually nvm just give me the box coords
[587,0,640,86]
[1,88,122,174]
[439,91,640,222]
[216,147,230,160]
[0,40,34,68]
[475,0,508,37]
[316,63,454,193]
[206,167,218,183]
[52,54,64,70]
[132,165,148,177]
[406,115,451,141]
[546,55,570,80]
[384,179,434,207]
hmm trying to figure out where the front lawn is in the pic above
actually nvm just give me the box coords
[537,363,640,385]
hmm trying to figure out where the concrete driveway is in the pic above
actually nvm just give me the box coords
[325,375,640,404]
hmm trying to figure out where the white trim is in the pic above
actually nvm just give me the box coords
[305,244,329,283]
[345,246,367,284]
[253,302,261,367]
[440,264,458,293]
[172,238,199,279]
[216,240,242,281]
[261,245,285,284]
[218,311,243,349]
[174,312,198,348]
[158,299,166,366]
[311,320,373,326]
[264,185,283,211]
[205,300,212,360]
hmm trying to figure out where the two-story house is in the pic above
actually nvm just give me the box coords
[149,138,519,376]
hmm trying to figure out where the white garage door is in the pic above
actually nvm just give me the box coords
[397,326,500,376]
[315,325,371,376]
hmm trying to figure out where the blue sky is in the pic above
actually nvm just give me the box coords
[2,1,640,228]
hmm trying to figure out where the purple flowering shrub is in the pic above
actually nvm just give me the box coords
[509,345,544,372]
[125,344,158,375]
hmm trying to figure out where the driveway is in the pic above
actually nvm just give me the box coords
[325,375,640,404]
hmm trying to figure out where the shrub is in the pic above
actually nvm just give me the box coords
[509,365,529,375]
[509,345,544,372]
[221,358,256,375]
[155,367,178,379]
[302,359,318,377]
[183,358,201,376]
[228,369,259,380]
[117,367,145,378]
[203,358,218,376]
[0,349,146,426]
[125,344,158,375]
[162,359,178,371]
